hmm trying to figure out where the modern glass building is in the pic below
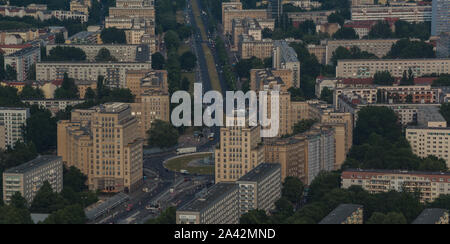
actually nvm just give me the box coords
[432,0,450,36]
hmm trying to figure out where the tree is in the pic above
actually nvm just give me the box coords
[42,204,86,224]
[293,119,317,134]
[30,181,67,214]
[428,195,450,210]
[95,48,117,62]
[55,32,65,44]
[19,84,44,99]
[332,27,359,40]
[373,71,395,86]
[440,103,450,124]
[147,120,179,148]
[10,192,28,210]
[63,166,88,193]
[146,206,176,224]
[5,65,17,80]
[385,39,435,59]
[23,106,57,153]
[179,51,197,71]
[432,74,450,87]
[164,30,181,51]
[100,28,126,44]
[308,171,341,202]
[367,212,408,224]
[400,69,415,86]
[240,210,271,224]
[54,73,79,99]
[331,46,378,66]
[46,46,86,61]
[282,177,305,205]
[151,52,165,70]
[368,21,394,39]
[320,87,334,104]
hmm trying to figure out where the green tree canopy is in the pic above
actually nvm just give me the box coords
[293,119,317,135]
[19,84,44,100]
[46,46,86,61]
[385,39,435,59]
[282,177,305,205]
[95,48,117,62]
[54,73,79,99]
[164,30,181,51]
[42,204,86,224]
[368,21,394,39]
[147,120,179,148]
[240,210,271,224]
[30,181,67,214]
[151,52,165,70]
[332,27,359,40]
[23,106,57,153]
[145,206,176,224]
[373,71,395,86]
[100,28,126,44]
[367,212,408,224]
[179,51,197,71]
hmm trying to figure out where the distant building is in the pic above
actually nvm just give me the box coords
[176,183,240,224]
[351,4,432,22]
[273,40,301,88]
[287,10,334,26]
[319,204,364,224]
[412,209,449,224]
[336,59,450,78]
[2,156,63,204]
[222,1,270,35]
[432,0,450,36]
[437,32,450,58]
[0,107,30,148]
[238,35,273,60]
[342,169,450,202]
[22,99,85,116]
[236,163,282,215]
[264,137,306,181]
[36,62,152,88]
[4,46,41,81]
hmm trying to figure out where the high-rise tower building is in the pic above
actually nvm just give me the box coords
[432,0,450,36]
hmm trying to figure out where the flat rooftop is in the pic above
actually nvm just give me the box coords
[237,163,280,183]
[319,204,363,224]
[4,155,61,174]
[178,183,237,213]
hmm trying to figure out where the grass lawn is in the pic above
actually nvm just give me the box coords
[191,0,208,41]
[165,153,214,175]
[202,43,222,92]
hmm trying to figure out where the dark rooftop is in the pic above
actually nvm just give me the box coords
[178,183,238,213]
[237,163,281,183]
[412,208,448,224]
[319,204,363,224]
[4,155,62,174]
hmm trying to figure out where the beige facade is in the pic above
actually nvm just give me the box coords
[342,169,450,203]
[75,80,97,99]
[231,18,275,51]
[0,107,30,148]
[308,44,327,64]
[273,40,301,88]
[57,103,144,192]
[109,7,155,19]
[238,35,273,60]
[325,39,399,65]
[125,69,168,101]
[336,59,450,78]
[222,1,269,35]
[70,0,89,15]
[351,4,432,22]
[215,114,265,183]
[319,204,364,224]
[407,127,450,168]
[0,123,5,150]
[264,136,306,182]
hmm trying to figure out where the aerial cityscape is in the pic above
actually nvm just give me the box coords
[0,0,449,229]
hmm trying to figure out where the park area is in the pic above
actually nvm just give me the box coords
[164,152,214,175]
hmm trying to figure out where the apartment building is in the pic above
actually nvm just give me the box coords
[74,80,97,99]
[351,0,374,6]
[51,10,88,23]
[109,7,155,19]
[0,44,33,56]
[57,103,144,192]
[115,0,154,8]
[273,40,301,88]
[66,31,101,45]
[319,204,364,224]
[231,18,275,51]
[432,0,450,36]
[336,59,450,78]
[0,29,40,44]
[342,169,450,202]
[287,10,334,26]
[301,127,335,184]
[22,99,85,116]
[238,35,273,60]
[316,22,341,36]
[2,155,63,204]
[215,113,265,183]
[325,39,399,65]
[307,44,327,64]
[264,136,306,181]
[250,68,294,92]
[70,0,89,15]
[412,208,449,224]
[125,69,168,101]
[36,62,152,88]
[222,1,269,35]
[46,44,151,63]
[176,183,240,224]
[351,4,432,22]
[0,123,5,150]
[0,107,30,148]
[236,163,281,215]
[284,0,322,10]
[4,46,41,81]
[131,91,170,141]
[437,32,450,58]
